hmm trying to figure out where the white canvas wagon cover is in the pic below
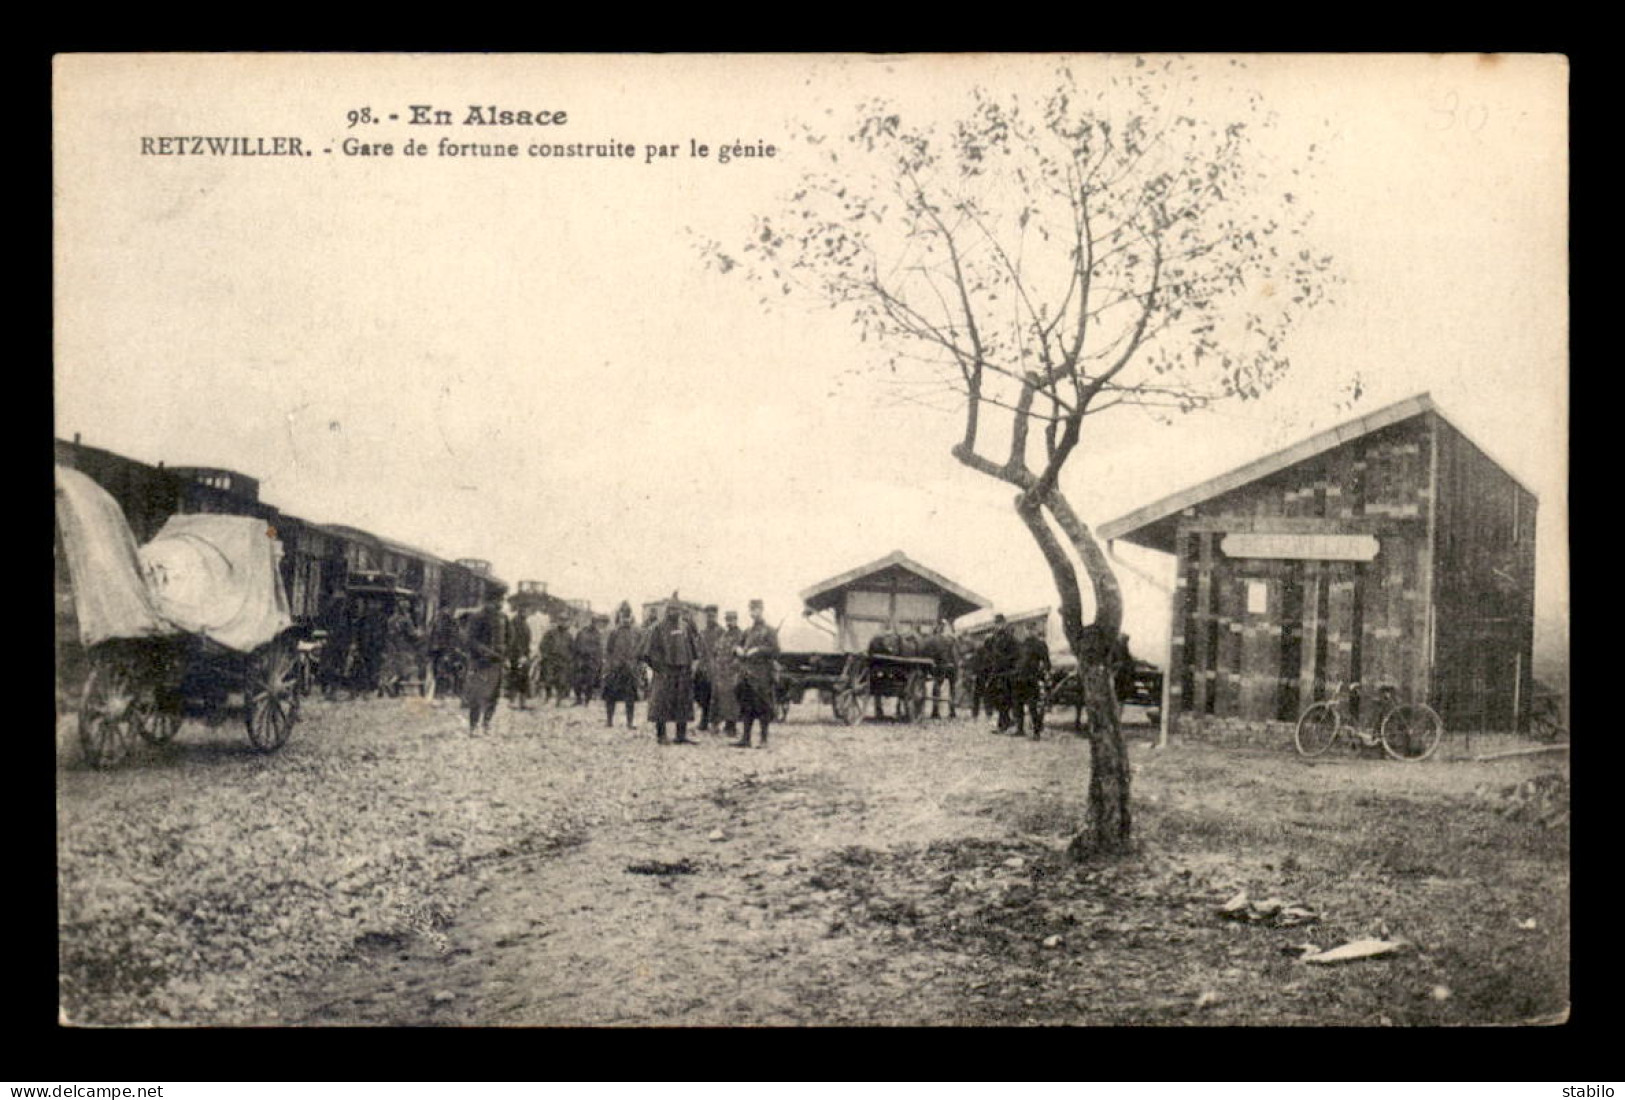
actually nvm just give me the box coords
[138,513,293,653]
[55,465,177,646]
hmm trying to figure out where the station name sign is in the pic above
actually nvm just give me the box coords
[1220,533,1379,562]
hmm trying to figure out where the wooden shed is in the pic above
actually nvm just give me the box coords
[1098,394,1537,735]
[800,551,989,653]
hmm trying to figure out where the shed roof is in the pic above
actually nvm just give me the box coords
[800,550,990,622]
[1097,393,1537,553]
[960,606,1052,637]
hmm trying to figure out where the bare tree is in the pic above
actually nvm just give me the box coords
[703,57,1340,858]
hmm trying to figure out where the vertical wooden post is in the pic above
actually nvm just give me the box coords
[1512,650,1523,736]
[1158,594,1173,748]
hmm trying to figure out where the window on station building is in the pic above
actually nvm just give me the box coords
[1245,579,1268,615]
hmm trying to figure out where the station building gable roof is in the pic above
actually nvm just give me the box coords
[1096,393,1536,554]
[800,550,990,622]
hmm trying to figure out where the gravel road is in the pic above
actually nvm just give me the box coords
[57,694,1567,1027]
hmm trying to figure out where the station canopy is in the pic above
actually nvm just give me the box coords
[800,550,989,623]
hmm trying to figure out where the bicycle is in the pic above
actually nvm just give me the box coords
[1294,681,1444,762]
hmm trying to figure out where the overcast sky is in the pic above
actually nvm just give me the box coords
[54,54,1567,669]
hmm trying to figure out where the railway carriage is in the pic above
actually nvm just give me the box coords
[55,436,506,716]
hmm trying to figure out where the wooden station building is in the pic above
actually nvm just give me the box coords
[1097,394,1537,735]
[801,550,989,653]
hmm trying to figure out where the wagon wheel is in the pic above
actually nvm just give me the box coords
[245,640,301,752]
[835,662,870,726]
[897,670,928,723]
[79,655,140,768]
[135,684,183,746]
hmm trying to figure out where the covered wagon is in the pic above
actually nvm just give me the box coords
[56,465,303,766]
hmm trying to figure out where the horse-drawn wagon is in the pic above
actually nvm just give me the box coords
[56,465,304,767]
[774,650,940,724]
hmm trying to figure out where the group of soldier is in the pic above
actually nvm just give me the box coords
[452,594,782,748]
[968,614,1053,739]
[318,585,1096,745]
[315,593,430,700]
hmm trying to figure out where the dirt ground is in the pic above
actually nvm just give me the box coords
[56,692,1569,1027]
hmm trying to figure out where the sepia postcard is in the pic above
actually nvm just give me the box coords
[53,52,1568,1028]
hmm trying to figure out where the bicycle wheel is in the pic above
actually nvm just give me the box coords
[1294,702,1341,757]
[1380,703,1443,761]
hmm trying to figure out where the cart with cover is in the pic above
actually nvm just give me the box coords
[56,465,303,767]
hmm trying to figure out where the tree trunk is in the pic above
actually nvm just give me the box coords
[1072,662,1132,859]
[1045,494,1132,857]
[1012,488,1133,860]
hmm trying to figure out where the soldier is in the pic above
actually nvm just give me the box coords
[732,599,780,749]
[505,608,533,710]
[982,614,1019,734]
[642,601,703,745]
[318,592,353,699]
[601,602,642,729]
[695,605,723,731]
[542,620,573,705]
[382,597,423,695]
[640,606,661,700]
[426,605,463,699]
[710,609,744,740]
[1011,620,1051,740]
[354,597,388,696]
[462,591,507,734]
[573,616,604,705]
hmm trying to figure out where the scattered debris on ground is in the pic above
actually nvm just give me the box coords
[1301,938,1411,965]
[1474,772,1570,829]
[1217,892,1320,928]
[626,858,698,876]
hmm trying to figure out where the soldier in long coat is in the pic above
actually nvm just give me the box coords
[1011,621,1051,740]
[640,605,661,700]
[641,602,703,745]
[462,592,507,733]
[318,593,353,699]
[505,609,533,710]
[542,621,574,705]
[572,617,604,705]
[600,602,642,729]
[426,606,464,699]
[382,598,423,695]
[354,598,388,696]
[982,614,1020,733]
[709,610,744,737]
[732,599,780,748]
[695,605,724,731]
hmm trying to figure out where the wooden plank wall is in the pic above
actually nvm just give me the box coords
[1173,418,1435,723]
[1430,415,1538,732]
